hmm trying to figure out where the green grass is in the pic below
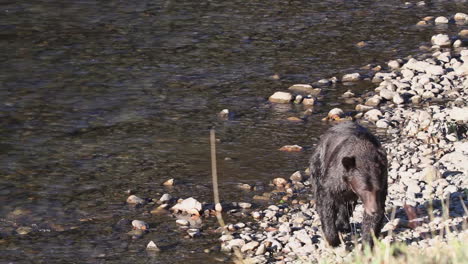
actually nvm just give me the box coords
[330,233,468,264]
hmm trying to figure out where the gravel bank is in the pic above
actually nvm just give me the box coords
[220,21,468,263]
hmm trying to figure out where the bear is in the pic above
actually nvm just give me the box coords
[309,121,388,247]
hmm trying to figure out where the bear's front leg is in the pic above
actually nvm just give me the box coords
[335,201,355,232]
[361,211,384,247]
[317,198,340,247]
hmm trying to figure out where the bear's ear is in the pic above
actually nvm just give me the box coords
[342,156,356,172]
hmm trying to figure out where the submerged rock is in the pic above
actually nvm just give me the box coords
[279,145,303,152]
[342,73,361,82]
[127,195,146,205]
[163,178,175,186]
[146,241,161,251]
[269,92,293,104]
[288,84,317,94]
[132,220,149,230]
[16,226,33,235]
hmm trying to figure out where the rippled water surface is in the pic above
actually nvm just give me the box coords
[1,0,467,263]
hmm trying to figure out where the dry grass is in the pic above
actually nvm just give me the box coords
[335,233,468,264]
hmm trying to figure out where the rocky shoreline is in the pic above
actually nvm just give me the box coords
[217,13,468,264]
[122,12,468,263]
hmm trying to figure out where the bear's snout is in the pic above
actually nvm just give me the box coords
[364,204,379,216]
[361,190,381,216]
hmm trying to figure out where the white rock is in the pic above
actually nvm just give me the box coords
[426,65,445,75]
[448,107,468,121]
[454,13,468,21]
[365,96,382,107]
[431,34,451,47]
[294,230,312,245]
[255,243,266,255]
[376,119,389,129]
[268,205,280,211]
[269,91,292,104]
[163,178,175,186]
[159,193,172,203]
[132,220,149,230]
[342,90,355,98]
[176,219,189,226]
[220,234,233,242]
[411,95,422,104]
[287,239,302,252]
[422,91,435,99]
[302,97,315,106]
[380,88,395,100]
[406,180,421,194]
[364,109,383,121]
[294,95,303,104]
[401,69,415,79]
[423,166,441,183]
[455,63,468,77]
[239,202,252,209]
[327,108,344,118]
[241,241,259,252]
[290,171,303,182]
[388,60,400,69]
[171,197,202,213]
[288,84,314,94]
[252,211,261,219]
[187,228,201,238]
[218,109,230,119]
[342,73,361,82]
[146,241,160,251]
[356,104,374,112]
[435,16,449,24]
[127,195,146,205]
[445,185,458,194]
[393,93,404,104]
[418,110,432,128]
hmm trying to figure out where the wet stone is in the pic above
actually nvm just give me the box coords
[269,92,293,104]
[239,202,252,209]
[127,195,146,205]
[16,226,33,235]
[163,178,175,186]
[434,16,449,24]
[159,193,172,203]
[187,228,201,238]
[146,241,161,251]
[342,73,361,82]
[132,220,149,230]
[241,241,260,252]
[176,219,190,226]
[289,171,303,182]
[127,229,145,239]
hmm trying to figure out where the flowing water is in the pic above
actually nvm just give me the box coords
[1,0,467,263]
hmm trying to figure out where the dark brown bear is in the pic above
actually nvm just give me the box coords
[309,121,388,247]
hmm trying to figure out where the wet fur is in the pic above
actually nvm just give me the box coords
[310,121,388,246]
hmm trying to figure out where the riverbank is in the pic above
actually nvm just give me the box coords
[219,14,468,264]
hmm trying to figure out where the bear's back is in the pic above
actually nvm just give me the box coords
[319,121,384,171]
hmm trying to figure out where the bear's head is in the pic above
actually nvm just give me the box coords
[342,156,386,216]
